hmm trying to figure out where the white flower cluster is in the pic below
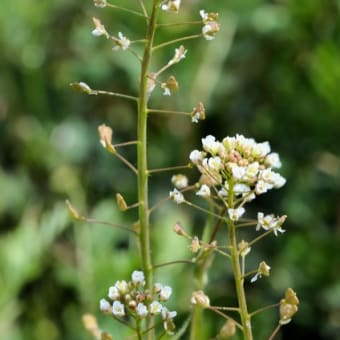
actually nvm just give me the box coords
[100,271,177,334]
[190,134,285,201]
[185,134,286,224]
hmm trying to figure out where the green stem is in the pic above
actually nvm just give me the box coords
[228,218,253,339]
[137,1,159,338]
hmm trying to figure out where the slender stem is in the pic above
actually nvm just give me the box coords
[114,140,139,148]
[268,324,281,340]
[227,182,253,339]
[148,108,191,117]
[247,229,274,248]
[250,303,279,318]
[152,259,194,269]
[148,164,190,174]
[153,34,201,51]
[86,218,137,234]
[137,2,159,339]
[228,218,253,339]
[92,89,138,101]
[137,0,148,18]
[156,21,202,28]
[107,3,146,18]
[114,150,138,174]
[206,307,243,330]
[185,201,228,222]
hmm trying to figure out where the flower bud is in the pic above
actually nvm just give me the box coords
[218,319,236,339]
[69,82,93,94]
[65,200,83,221]
[238,240,251,257]
[173,222,187,237]
[116,193,128,211]
[98,124,116,153]
[191,290,210,308]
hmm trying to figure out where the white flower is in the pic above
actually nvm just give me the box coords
[251,141,271,158]
[191,102,205,123]
[228,207,245,221]
[132,270,145,285]
[222,136,236,151]
[251,261,271,283]
[196,184,211,198]
[171,174,188,189]
[159,286,172,301]
[108,286,120,300]
[162,86,171,96]
[207,156,222,172]
[168,45,187,65]
[115,280,128,294]
[233,183,251,195]
[161,0,181,13]
[136,303,148,317]
[202,23,220,40]
[256,212,286,236]
[189,150,204,164]
[77,82,92,94]
[230,164,246,180]
[93,0,107,7]
[265,152,282,168]
[161,307,177,320]
[255,179,273,195]
[271,172,286,188]
[191,290,210,308]
[149,301,163,315]
[99,298,111,312]
[244,162,259,180]
[91,17,109,38]
[169,188,185,204]
[113,32,131,51]
[202,135,221,155]
[112,301,125,316]
[199,10,209,22]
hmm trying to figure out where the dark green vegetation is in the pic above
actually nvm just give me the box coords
[0,0,339,339]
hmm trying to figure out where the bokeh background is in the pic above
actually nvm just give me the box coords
[1,0,339,339]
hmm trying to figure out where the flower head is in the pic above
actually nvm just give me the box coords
[228,207,245,221]
[169,188,185,204]
[91,17,109,38]
[131,270,145,285]
[196,184,211,198]
[171,174,188,189]
[191,102,206,123]
[191,290,210,308]
[161,76,179,96]
[168,45,187,66]
[159,286,172,301]
[161,0,181,13]
[113,32,131,51]
[112,301,125,316]
[99,299,112,312]
[136,303,148,318]
[251,261,271,283]
[200,10,220,40]
[93,0,107,7]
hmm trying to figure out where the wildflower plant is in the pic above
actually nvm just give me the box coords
[68,0,299,339]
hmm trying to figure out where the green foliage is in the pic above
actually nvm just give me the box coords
[0,0,339,339]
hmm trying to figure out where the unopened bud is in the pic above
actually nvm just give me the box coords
[218,319,236,339]
[238,240,251,257]
[191,290,210,308]
[161,76,179,96]
[191,102,206,123]
[173,222,187,236]
[65,200,83,221]
[116,193,128,211]
[98,124,116,153]
[285,288,299,305]
[70,82,93,94]
[190,236,201,253]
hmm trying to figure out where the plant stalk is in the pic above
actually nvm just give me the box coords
[137,1,159,339]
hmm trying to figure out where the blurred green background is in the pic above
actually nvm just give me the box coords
[0,0,339,339]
